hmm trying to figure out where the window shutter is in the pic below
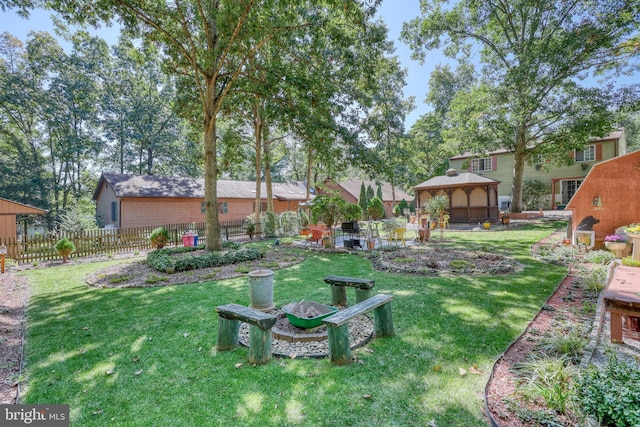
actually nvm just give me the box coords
[569,151,575,159]
[492,156,497,171]
[596,144,602,161]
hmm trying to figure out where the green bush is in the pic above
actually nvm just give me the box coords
[367,197,385,220]
[622,256,640,267]
[515,356,576,414]
[149,227,170,249]
[54,237,76,261]
[146,244,263,273]
[578,356,640,426]
[584,250,614,265]
[262,211,279,238]
[279,211,300,236]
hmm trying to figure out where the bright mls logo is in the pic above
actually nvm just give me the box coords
[1,405,69,426]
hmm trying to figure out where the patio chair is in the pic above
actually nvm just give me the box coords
[390,228,406,247]
[309,228,324,245]
[438,214,450,229]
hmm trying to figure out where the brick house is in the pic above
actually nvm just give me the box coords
[448,129,627,210]
[93,173,309,228]
[317,178,414,218]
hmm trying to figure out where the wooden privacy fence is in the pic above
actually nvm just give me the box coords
[0,219,254,264]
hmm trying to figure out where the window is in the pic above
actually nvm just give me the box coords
[471,157,493,172]
[218,202,228,214]
[201,202,205,214]
[574,145,595,162]
[255,202,267,213]
[110,201,117,222]
[561,179,583,204]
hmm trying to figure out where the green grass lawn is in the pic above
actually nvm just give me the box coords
[20,223,566,426]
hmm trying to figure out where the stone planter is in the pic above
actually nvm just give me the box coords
[248,269,275,311]
[605,241,628,258]
[626,232,640,261]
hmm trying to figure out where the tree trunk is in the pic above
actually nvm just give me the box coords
[254,98,263,226]
[204,83,222,251]
[306,144,313,201]
[264,126,274,213]
[510,124,528,213]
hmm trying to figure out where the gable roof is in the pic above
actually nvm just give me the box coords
[93,173,309,201]
[0,197,48,215]
[450,128,626,160]
[413,171,500,190]
[327,179,414,202]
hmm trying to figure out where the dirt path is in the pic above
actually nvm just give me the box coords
[0,269,28,404]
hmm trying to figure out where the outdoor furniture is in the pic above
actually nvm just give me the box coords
[390,228,406,247]
[215,303,277,365]
[603,266,640,344]
[322,293,394,364]
[324,275,375,305]
[309,228,324,245]
[438,214,450,229]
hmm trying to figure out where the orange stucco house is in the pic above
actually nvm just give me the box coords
[93,173,310,228]
[565,150,640,249]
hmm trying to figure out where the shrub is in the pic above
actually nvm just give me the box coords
[538,329,588,362]
[244,215,257,239]
[584,250,614,265]
[578,355,640,426]
[622,256,640,267]
[54,237,76,262]
[515,356,576,414]
[584,265,608,293]
[367,197,385,220]
[262,211,279,238]
[146,245,263,273]
[149,227,170,249]
[279,211,300,236]
[343,202,363,222]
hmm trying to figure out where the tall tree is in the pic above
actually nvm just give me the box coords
[361,56,414,205]
[41,0,384,250]
[403,0,640,212]
[0,32,51,213]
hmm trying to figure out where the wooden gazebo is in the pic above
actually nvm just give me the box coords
[413,169,500,223]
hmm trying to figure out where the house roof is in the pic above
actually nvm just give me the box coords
[450,128,625,160]
[413,171,500,190]
[326,178,414,202]
[0,197,48,215]
[93,173,310,201]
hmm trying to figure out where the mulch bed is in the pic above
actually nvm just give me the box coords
[484,273,590,426]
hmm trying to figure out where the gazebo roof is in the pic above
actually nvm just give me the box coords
[413,170,500,191]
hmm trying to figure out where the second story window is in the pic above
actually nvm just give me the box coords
[575,145,595,162]
[471,157,493,172]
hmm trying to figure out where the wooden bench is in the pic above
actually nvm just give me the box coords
[324,275,375,306]
[603,266,640,344]
[215,304,277,365]
[322,293,394,364]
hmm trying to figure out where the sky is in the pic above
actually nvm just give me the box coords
[0,1,448,129]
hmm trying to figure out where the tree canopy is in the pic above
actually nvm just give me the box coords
[402,0,640,212]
